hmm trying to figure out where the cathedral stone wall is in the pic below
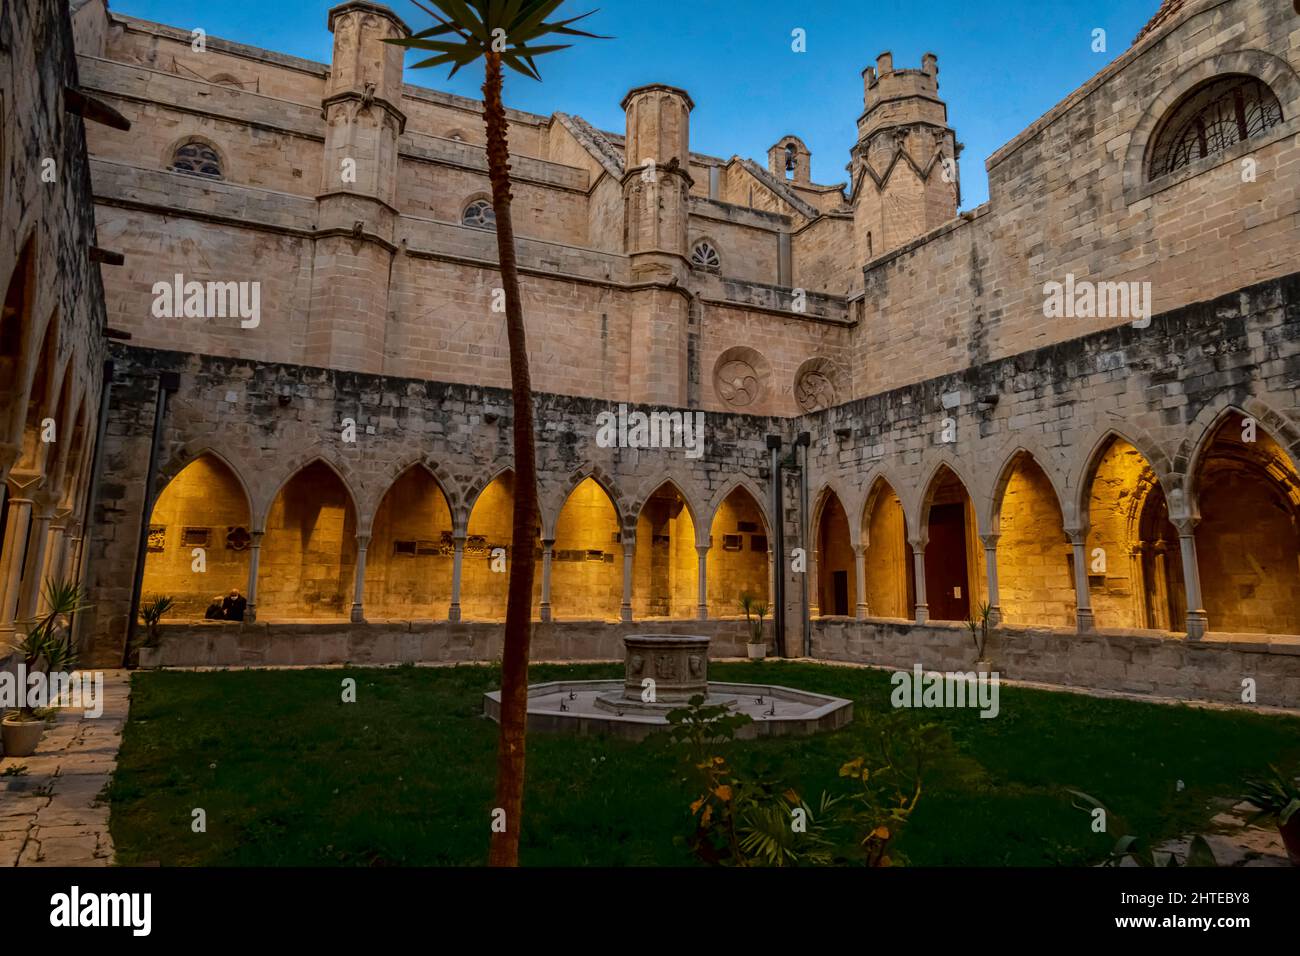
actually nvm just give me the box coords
[853,0,1300,397]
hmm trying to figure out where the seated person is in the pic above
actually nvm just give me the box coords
[204,596,225,620]
[222,588,247,622]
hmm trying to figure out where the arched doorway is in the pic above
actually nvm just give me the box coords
[814,489,854,617]
[366,465,454,620]
[1194,416,1300,634]
[463,470,540,621]
[259,461,357,620]
[1084,435,1184,630]
[708,485,769,617]
[142,454,252,619]
[860,477,913,619]
[633,481,697,619]
[551,477,623,621]
[921,465,983,622]
[995,453,1073,626]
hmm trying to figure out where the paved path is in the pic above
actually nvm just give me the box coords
[1146,800,1294,867]
[0,670,130,866]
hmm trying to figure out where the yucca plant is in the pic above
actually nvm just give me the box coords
[139,595,175,648]
[966,599,993,661]
[387,0,609,867]
[739,591,768,643]
[10,580,89,721]
[1242,765,1300,864]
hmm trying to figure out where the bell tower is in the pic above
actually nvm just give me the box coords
[852,51,959,266]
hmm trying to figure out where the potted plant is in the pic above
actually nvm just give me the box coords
[1242,765,1300,865]
[3,580,87,758]
[966,600,993,673]
[739,592,769,660]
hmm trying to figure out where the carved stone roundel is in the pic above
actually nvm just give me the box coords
[796,370,836,413]
[717,359,760,407]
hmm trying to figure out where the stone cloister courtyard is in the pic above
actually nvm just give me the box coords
[3,0,1300,875]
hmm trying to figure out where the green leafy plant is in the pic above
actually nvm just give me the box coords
[1067,789,1218,866]
[1241,765,1300,827]
[667,698,948,867]
[387,0,609,868]
[9,579,89,721]
[738,592,769,644]
[966,600,993,661]
[138,595,175,648]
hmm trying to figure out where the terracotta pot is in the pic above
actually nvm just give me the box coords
[1280,815,1300,866]
[975,659,992,674]
[746,643,767,660]
[1,715,45,758]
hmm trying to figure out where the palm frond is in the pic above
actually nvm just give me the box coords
[389,0,608,80]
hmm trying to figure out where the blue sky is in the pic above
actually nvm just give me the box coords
[111,0,1160,208]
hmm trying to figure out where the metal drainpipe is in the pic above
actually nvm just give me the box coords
[70,359,114,653]
[123,370,180,666]
[797,431,811,657]
[766,434,785,657]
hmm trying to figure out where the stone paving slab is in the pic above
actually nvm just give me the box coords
[1,669,130,867]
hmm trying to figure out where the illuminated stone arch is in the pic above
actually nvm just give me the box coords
[915,461,984,622]
[549,474,625,621]
[705,477,772,616]
[632,477,701,620]
[1076,429,1185,631]
[541,465,631,541]
[1186,408,1300,635]
[462,467,540,622]
[810,483,857,617]
[365,463,456,620]
[141,451,255,620]
[257,456,360,620]
[858,472,914,620]
[360,456,465,533]
[990,449,1074,627]
[1181,397,1300,498]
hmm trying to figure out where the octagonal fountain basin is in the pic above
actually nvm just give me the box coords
[483,634,852,741]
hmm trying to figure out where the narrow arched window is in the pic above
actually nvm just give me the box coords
[462,198,496,229]
[1148,75,1283,180]
[691,241,721,273]
[171,140,222,178]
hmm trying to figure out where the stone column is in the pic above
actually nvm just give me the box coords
[350,533,369,623]
[0,478,37,634]
[539,539,554,623]
[245,530,264,623]
[1066,528,1094,632]
[620,541,635,623]
[853,543,868,619]
[910,538,928,624]
[695,542,709,621]
[448,533,465,622]
[1174,519,1208,639]
[17,496,56,621]
[808,546,821,618]
[38,510,71,611]
[980,533,1002,625]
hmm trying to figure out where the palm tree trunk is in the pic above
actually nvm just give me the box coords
[482,50,539,868]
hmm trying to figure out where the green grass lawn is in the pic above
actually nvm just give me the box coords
[107,661,1300,866]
